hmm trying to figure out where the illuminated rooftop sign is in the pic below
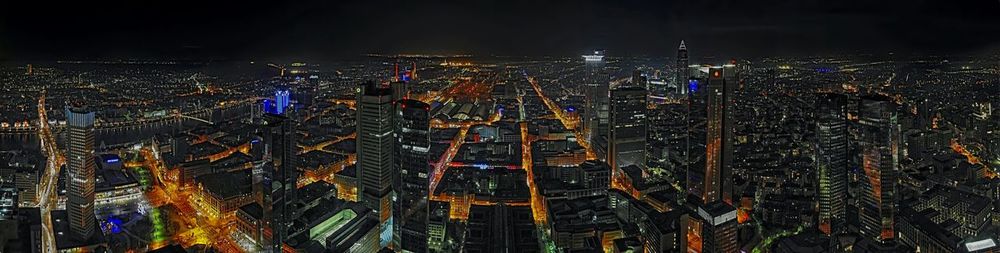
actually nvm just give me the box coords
[583,54,604,62]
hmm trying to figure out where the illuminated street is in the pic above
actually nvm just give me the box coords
[3,2,1000,252]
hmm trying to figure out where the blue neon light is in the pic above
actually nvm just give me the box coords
[275,89,291,114]
[104,216,123,234]
[688,80,699,94]
[263,99,275,114]
[105,158,119,163]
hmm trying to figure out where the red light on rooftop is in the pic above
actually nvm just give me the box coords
[713,71,720,77]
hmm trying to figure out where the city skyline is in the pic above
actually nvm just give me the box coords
[1,2,1000,253]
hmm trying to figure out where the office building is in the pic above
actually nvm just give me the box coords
[65,104,96,240]
[391,81,409,102]
[582,50,610,160]
[356,81,396,248]
[697,201,739,253]
[858,95,899,243]
[608,86,647,174]
[816,93,848,235]
[395,99,430,253]
[275,87,291,115]
[262,113,298,252]
[688,65,737,205]
[676,40,689,95]
[684,64,739,253]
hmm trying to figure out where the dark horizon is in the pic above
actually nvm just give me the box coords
[3,0,1000,61]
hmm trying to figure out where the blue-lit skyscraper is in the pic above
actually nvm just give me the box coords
[275,87,291,115]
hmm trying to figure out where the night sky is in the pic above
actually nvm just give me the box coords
[2,0,1000,60]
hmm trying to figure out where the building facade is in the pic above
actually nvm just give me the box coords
[356,81,396,248]
[816,93,849,235]
[65,105,96,240]
[608,86,648,174]
[395,99,430,253]
[858,95,899,243]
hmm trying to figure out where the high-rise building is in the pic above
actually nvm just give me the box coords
[261,113,297,252]
[688,65,737,205]
[582,51,610,160]
[684,64,738,253]
[395,99,430,253]
[858,95,899,243]
[274,87,291,115]
[696,201,739,253]
[65,104,96,240]
[676,40,689,95]
[608,86,647,174]
[356,81,396,248]
[391,81,409,102]
[816,93,848,235]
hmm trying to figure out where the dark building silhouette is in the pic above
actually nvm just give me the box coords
[262,113,297,252]
[608,86,648,175]
[858,95,899,244]
[395,99,430,252]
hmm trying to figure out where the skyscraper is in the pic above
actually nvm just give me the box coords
[816,93,848,235]
[685,64,739,253]
[274,86,291,115]
[356,81,396,248]
[689,65,736,205]
[858,95,898,243]
[608,86,647,174]
[582,51,610,160]
[676,40,689,95]
[391,81,409,102]
[65,104,96,240]
[262,113,297,252]
[395,99,430,253]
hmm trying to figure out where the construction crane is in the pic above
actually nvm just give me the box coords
[268,63,286,77]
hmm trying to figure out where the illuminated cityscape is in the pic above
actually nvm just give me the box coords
[2,1,1000,253]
